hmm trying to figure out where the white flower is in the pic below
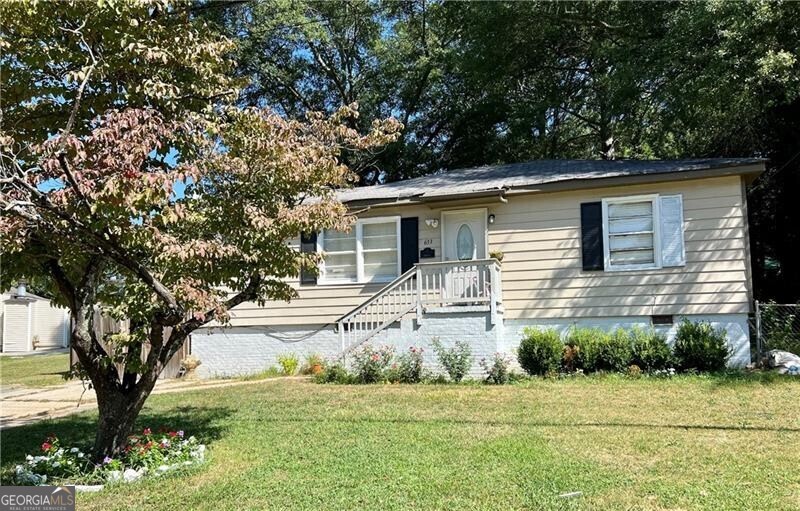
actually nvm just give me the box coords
[52,461,60,468]
[70,447,79,453]
[78,453,84,458]
[26,455,33,461]
[122,468,142,483]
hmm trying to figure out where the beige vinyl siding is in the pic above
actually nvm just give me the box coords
[227,175,751,326]
[2,300,31,352]
[31,300,68,349]
[490,175,750,319]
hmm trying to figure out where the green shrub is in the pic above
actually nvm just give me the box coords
[277,353,299,375]
[314,362,353,384]
[673,320,730,372]
[597,329,633,372]
[431,338,472,382]
[518,328,563,375]
[351,344,395,383]
[565,327,607,372]
[395,346,425,383]
[480,352,512,384]
[630,328,673,371]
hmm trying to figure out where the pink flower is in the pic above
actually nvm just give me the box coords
[41,442,52,452]
[143,427,151,435]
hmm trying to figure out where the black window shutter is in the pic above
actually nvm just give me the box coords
[400,217,419,273]
[580,202,604,271]
[299,231,318,285]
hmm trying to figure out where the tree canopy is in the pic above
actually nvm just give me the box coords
[213,0,800,302]
[0,0,399,458]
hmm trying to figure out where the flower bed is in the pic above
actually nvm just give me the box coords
[14,428,205,487]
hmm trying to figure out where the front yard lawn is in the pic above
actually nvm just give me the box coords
[0,352,70,388]
[2,375,799,510]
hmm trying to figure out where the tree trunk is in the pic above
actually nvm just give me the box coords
[91,376,157,460]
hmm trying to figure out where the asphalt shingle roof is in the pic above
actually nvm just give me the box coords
[337,158,764,204]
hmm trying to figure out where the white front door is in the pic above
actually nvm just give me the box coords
[441,209,487,302]
[442,209,487,262]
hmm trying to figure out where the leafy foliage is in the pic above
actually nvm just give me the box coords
[673,320,730,372]
[431,338,472,382]
[479,352,512,385]
[314,362,353,385]
[517,328,563,376]
[630,328,674,372]
[0,0,400,459]
[350,344,395,384]
[214,0,800,303]
[393,346,425,384]
[277,354,299,376]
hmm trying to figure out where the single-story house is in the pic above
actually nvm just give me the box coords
[193,158,764,377]
[1,284,69,353]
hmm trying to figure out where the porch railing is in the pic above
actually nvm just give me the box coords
[336,259,502,355]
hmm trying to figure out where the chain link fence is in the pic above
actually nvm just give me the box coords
[754,301,800,360]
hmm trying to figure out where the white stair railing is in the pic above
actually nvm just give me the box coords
[336,259,502,355]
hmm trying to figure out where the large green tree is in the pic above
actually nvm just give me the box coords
[211,0,451,182]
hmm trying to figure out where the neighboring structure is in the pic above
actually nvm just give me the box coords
[1,284,69,353]
[193,158,764,377]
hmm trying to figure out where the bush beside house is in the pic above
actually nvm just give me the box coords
[314,320,734,385]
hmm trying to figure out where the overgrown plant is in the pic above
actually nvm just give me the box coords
[673,320,730,372]
[277,354,299,376]
[480,353,513,384]
[431,338,473,382]
[517,328,563,375]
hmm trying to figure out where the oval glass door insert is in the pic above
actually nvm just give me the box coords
[456,224,475,260]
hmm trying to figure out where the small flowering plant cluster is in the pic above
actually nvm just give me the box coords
[393,346,425,383]
[14,435,93,485]
[351,344,396,383]
[14,428,206,486]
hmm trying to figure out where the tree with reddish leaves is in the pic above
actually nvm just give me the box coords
[0,1,400,459]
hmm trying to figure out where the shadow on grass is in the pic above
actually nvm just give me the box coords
[0,405,233,482]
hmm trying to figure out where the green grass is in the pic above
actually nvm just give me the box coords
[2,376,799,510]
[0,352,70,387]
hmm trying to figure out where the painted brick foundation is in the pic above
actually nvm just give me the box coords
[193,312,750,378]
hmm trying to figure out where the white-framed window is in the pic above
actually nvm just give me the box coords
[318,216,401,284]
[602,194,661,271]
